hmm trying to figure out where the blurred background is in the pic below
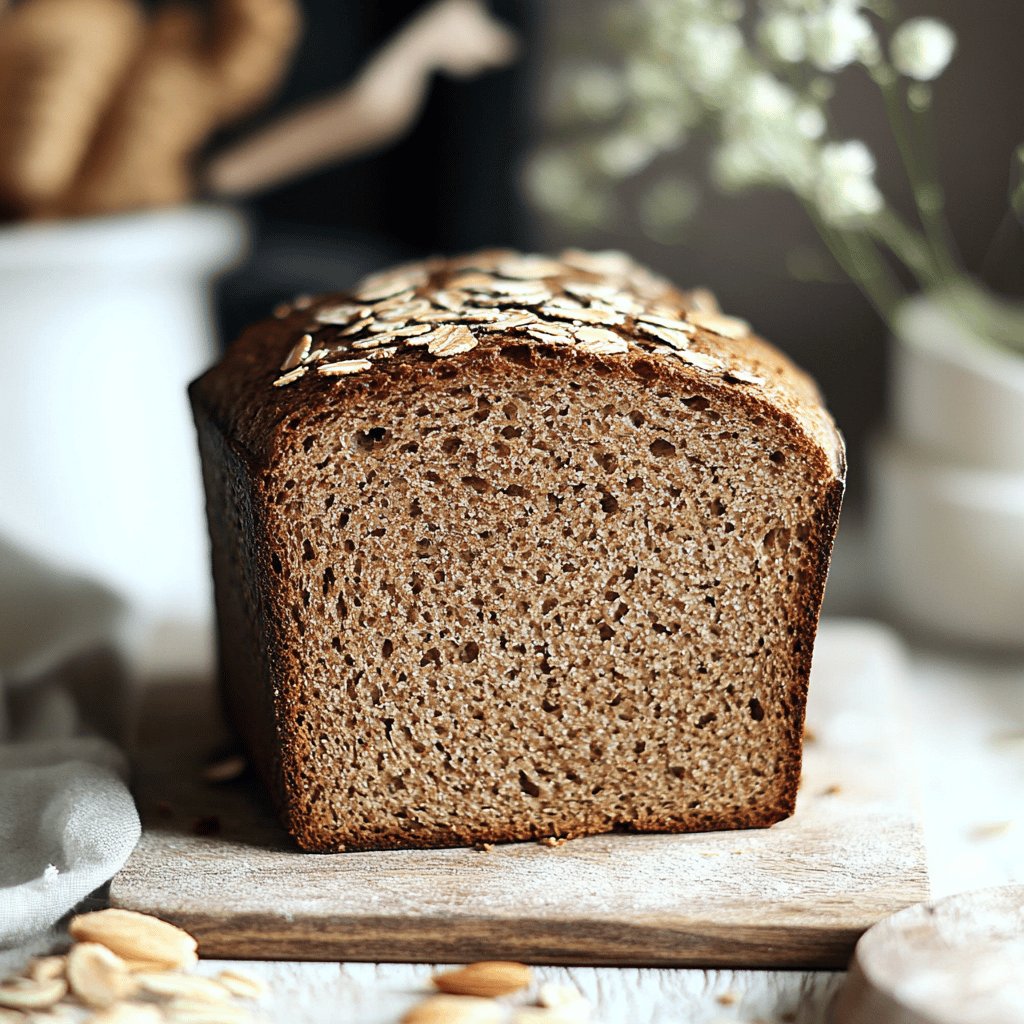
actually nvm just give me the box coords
[217,0,1024,510]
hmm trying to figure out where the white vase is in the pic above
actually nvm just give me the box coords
[870,293,1024,649]
[0,205,246,640]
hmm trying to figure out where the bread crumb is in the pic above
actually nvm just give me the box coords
[474,843,495,853]
[970,821,1014,840]
[203,754,246,784]
[539,837,567,848]
[803,726,817,744]
[821,784,842,796]
[716,991,738,1006]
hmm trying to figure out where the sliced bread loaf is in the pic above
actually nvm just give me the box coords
[190,249,845,852]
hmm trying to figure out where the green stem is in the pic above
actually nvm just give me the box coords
[871,208,943,289]
[808,204,903,323]
[873,64,958,288]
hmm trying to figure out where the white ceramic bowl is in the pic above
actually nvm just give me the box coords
[869,432,1024,649]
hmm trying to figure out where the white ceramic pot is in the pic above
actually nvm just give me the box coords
[0,205,246,635]
[870,293,1024,649]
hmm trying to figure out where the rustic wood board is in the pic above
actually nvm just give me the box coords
[111,621,928,968]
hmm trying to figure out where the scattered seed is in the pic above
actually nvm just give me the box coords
[68,910,198,971]
[313,303,364,325]
[273,366,306,387]
[339,316,374,336]
[215,971,267,1001]
[723,369,766,385]
[319,359,372,376]
[202,755,246,784]
[433,961,532,998]
[163,997,256,1024]
[0,978,68,1010]
[673,350,723,371]
[690,310,750,339]
[574,327,629,355]
[136,972,231,1002]
[28,956,66,983]
[402,995,504,1024]
[496,255,566,279]
[427,324,478,357]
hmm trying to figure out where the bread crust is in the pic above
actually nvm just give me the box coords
[191,249,845,853]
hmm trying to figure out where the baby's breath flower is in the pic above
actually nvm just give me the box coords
[596,133,657,178]
[814,140,884,225]
[639,174,700,243]
[758,12,806,62]
[555,64,626,122]
[890,17,956,81]
[805,5,876,72]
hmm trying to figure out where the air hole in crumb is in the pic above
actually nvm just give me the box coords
[748,698,765,721]
[460,642,480,663]
[518,771,541,797]
[669,766,686,780]
[683,395,710,411]
[696,713,717,729]
[441,436,462,455]
[302,539,315,561]
[649,439,676,458]
[271,553,282,575]
[628,410,645,427]
[302,436,315,452]
[769,450,786,464]
[461,475,490,494]
[598,624,615,641]
[600,492,619,514]
[382,638,393,659]
[541,698,559,713]
[355,426,388,451]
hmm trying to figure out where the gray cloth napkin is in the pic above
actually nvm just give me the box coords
[0,538,141,955]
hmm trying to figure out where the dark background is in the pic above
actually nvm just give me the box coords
[216,0,1024,509]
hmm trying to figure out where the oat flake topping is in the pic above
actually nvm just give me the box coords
[269,250,766,390]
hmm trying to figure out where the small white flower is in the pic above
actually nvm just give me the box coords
[814,140,884,225]
[758,12,806,63]
[805,6,876,72]
[680,19,746,97]
[595,133,656,178]
[795,104,827,139]
[558,64,626,121]
[890,17,956,81]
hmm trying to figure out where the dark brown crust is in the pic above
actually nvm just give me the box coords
[190,250,846,854]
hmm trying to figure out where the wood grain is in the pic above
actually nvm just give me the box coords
[111,622,929,968]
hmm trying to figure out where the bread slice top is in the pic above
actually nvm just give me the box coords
[190,248,845,487]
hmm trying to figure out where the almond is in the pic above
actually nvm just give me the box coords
[216,970,267,1000]
[402,995,505,1024]
[68,909,198,970]
[432,961,533,998]
[163,998,256,1023]
[136,972,231,1001]
[67,942,134,1007]
[89,1006,164,1024]
[0,977,67,1010]
[28,955,66,982]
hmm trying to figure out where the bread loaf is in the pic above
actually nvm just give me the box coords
[190,249,845,852]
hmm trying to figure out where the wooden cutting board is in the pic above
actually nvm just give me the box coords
[111,621,928,969]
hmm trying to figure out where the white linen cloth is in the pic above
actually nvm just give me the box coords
[0,537,140,957]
